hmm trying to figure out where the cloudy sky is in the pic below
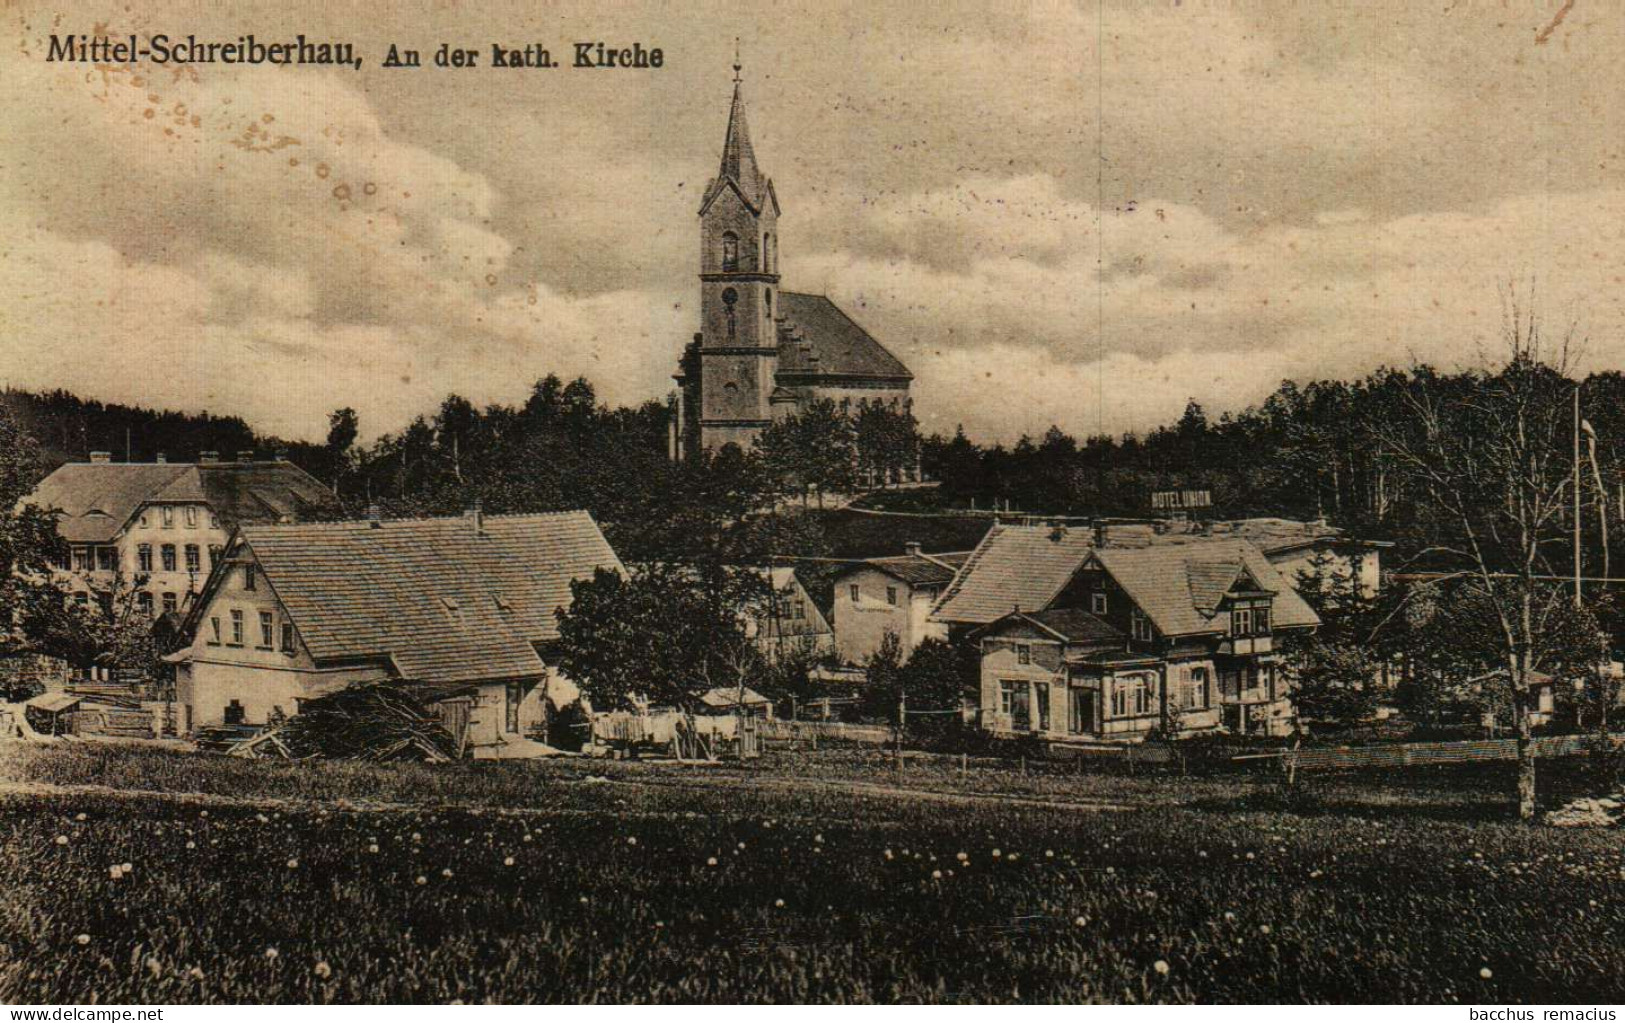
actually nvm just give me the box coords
[4,0,1624,443]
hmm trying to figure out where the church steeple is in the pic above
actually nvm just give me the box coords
[702,46,775,216]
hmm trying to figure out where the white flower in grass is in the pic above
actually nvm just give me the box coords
[1045,849,1054,859]
[503,857,515,867]
[1154,960,1170,975]
[441,868,454,878]
[774,899,785,908]
[188,967,205,980]
[75,812,87,822]
[367,844,379,854]
[706,857,718,867]
[522,833,533,843]
[1073,916,1087,927]
[74,933,91,946]
[992,848,1002,858]
[415,875,427,886]
[931,869,942,879]
[286,858,299,869]
[314,962,332,979]
[1480,967,1493,980]
[627,837,637,846]
[264,947,279,960]
[54,835,69,846]
[185,841,196,850]
[1259,925,1271,935]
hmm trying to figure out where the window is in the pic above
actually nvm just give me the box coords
[259,611,275,648]
[886,586,898,606]
[161,506,174,528]
[999,680,1019,715]
[1016,643,1032,666]
[763,232,774,272]
[161,544,177,572]
[138,511,149,528]
[229,609,244,645]
[162,592,178,615]
[185,506,198,528]
[1228,602,1272,637]
[1035,682,1051,731]
[208,511,219,529]
[281,622,296,654]
[73,591,89,606]
[208,617,221,645]
[1186,666,1209,710]
[849,584,860,603]
[184,545,201,573]
[243,565,256,591]
[73,547,94,572]
[721,231,739,271]
[208,545,224,569]
[793,598,805,620]
[1110,673,1154,717]
[1069,686,1093,734]
[137,591,154,616]
[1090,592,1108,615]
[137,544,153,573]
[1131,610,1154,643]
[96,547,117,572]
[765,288,773,319]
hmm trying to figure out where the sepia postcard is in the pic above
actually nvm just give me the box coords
[4,0,1625,1009]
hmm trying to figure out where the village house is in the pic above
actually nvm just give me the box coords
[170,508,623,754]
[21,452,336,620]
[746,566,836,662]
[935,525,1319,741]
[1200,517,1390,599]
[830,543,971,664]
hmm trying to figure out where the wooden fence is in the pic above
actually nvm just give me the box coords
[759,719,894,746]
[1239,732,1624,773]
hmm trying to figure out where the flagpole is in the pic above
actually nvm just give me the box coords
[1574,384,1583,607]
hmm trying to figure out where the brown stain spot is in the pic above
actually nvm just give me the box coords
[288,157,299,167]
[316,163,330,180]
[332,183,352,201]
[485,274,498,286]
[1535,0,1576,44]
[262,113,275,124]
[363,182,377,196]
[142,108,154,119]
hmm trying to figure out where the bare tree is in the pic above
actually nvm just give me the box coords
[1373,288,1593,819]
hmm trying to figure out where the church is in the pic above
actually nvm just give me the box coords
[671,65,915,460]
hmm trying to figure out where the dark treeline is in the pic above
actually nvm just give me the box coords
[20,363,1625,574]
[924,368,1625,555]
[1,388,329,477]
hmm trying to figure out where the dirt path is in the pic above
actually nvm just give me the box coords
[0,770,1140,819]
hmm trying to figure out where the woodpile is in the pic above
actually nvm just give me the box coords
[230,683,465,762]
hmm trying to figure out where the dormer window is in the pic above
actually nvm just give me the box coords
[1090,592,1108,615]
[1230,602,1271,637]
[1131,609,1155,643]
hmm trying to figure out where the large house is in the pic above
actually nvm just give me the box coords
[830,544,972,664]
[936,525,1319,740]
[672,67,914,458]
[21,453,336,619]
[171,508,623,752]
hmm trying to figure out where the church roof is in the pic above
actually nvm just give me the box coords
[777,293,913,381]
[702,81,774,215]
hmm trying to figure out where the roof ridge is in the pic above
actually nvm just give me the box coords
[242,508,592,531]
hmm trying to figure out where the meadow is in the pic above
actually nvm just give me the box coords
[2,743,1622,1003]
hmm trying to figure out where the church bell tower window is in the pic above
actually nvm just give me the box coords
[722,232,740,272]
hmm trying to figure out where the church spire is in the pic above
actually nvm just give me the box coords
[713,44,766,210]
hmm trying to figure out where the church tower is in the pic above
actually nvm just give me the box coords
[691,55,782,454]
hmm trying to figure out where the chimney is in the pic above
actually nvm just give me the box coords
[237,450,255,462]
[1092,521,1106,547]
[199,451,219,464]
[367,503,383,528]
[904,541,922,557]
[155,452,168,464]
[465,499,485,536]
[88,451,111,464]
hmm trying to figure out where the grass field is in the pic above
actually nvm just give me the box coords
[3,743,1623,1003]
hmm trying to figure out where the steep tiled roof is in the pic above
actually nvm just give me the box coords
[931,525,1097,625]
[22,461,336,544]
[1092,540,1319,637]
[843,551,966,588]
[701,81,771,214]
[241,511,623,686]
[777,293,913,380]
[1019,607,1124,645]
